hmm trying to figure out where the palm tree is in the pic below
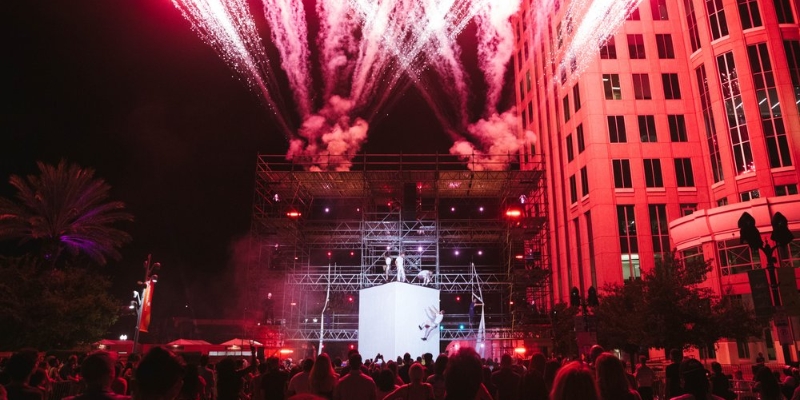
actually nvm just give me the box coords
[0,160,133,266]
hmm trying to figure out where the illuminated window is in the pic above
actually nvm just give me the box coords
[600,37,617,59]
[706,0,729,40]
[696,66,724,182]
[685,0,701,52]
[650,0,669,20]
[668,115,688,142]
[737,0,762,29]
[633,74,652,99]
[717,238,760,275]
[717,52,754,175]
[649,204,670,256]
[674,158,695,187]
[580,167,589,196]
[784,41,800,114]
[748,43,791,168]
[617,205,640,280]
[608,116,627,143]
[613,159,633,188]
[628,34,646,59]
[638,115,657,142]
[656,34,675,59]
[603,74,622,100]
[774,0,795,23]
[643,159,664,187]
[775,184,798,196]
[662,73,682,99]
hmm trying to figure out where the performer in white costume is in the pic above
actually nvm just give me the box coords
[384,254,392,280]
[419,306,444,341]
[395,251,406,282]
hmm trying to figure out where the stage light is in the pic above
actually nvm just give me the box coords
[348,296,354,302]
[417,246,423,252]
[280,349,294,354]
[451,207,456,212]
[456,296,461,301]
[286,210,302,218]
[454,250,460,256]
[515,254,524,259]
[349,344,355,350]
[312,318,318,323]
[120,335,128,341]
[505,209,522,218]
[477,250,483,256]
[350,251,355,257]
[291,302,296,306]
[327,251,332,258]
[324,207,330,213]
[514,347,527,354]
[509,300,515,305]
[479,206,484,212]
[459,324,464,330]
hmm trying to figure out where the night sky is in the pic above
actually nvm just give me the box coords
[3,0,514,329]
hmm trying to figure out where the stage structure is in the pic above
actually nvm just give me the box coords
[245,154,550,357]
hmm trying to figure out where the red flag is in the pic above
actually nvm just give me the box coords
[139,281,156,333]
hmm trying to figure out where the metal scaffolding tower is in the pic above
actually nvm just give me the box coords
[246,154,550,344]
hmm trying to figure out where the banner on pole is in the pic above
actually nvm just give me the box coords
[139,281,155,333]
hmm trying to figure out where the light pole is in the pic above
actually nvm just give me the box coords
[132,254,161,355]
[738,211,795,364]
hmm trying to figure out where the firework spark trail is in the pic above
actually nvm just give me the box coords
[476,1,520,116]
[171,0,293,137]
[261,0,312,118]
[317,1,359,100]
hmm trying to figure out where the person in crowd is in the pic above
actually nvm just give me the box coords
[708,362,734,400]
[112,363,128,396]
[519,352,547,400]
[594,353,641,400]
[425,354,447,400]
[376,369,399,400]
[332,353,375,400]
[123,354,142,395]
[443,348,484,400]
[491,354,521,400]
[133,347,185,400]
[634,356,654,400]
[384,362,404,387]
[782,367,798,400]
[668,358,723,400]
[45,358,60,382]
[383,364,434,400]
[27,370,48,396]
[250,362,269,400]
[64,351,130,400]
[215,346,256,400]
[260,357,288,400]
[398,354,412,384]
[753,367,782,400]
[287,359,313,397]
[542,359,561,392]
[60,356,80,382]
[421,354,434,379]
[4,349,44,400]
[549,361,599,400]
[197,356,215,400]
[309,354,337,400]
[587,346,604,370]
[480,366,495,398]
[177,365,205,400]
[664,349,684,399]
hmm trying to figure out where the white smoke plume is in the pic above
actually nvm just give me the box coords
[286,96,368,171]
[476,0,520,115]
[450,109,536,171]
[317,0,359,100]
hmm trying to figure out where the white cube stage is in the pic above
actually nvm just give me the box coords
[358,282,440,359]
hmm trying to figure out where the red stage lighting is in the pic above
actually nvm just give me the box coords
[286,210,302,218]
[505,209,522,218]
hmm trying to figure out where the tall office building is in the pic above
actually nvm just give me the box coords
[515,0,800,362]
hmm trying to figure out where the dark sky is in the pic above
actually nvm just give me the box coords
[2,0,513,327]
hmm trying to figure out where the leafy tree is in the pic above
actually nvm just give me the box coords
[0,255,120,350]
[595,278,647,356]
[0,160,133,266]
[549,302,578,356]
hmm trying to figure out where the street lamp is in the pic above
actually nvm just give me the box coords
[132,254,161,355]
[738,211,795,363]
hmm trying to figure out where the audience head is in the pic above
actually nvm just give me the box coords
[134,347,186,400]
[376,369,396,392]
[81,351,117,388]
[679,358,710,398]
[348,353,363,371]
[433,354,449,376]
[595,353,631,399]
[301,358,314,373]
[754,366,781,398]
[500,354,513,368]
[444,347,482,400]
[550,361,599,400]
[711,362,723,374]
[403,353,412,364]
[29,369,47,388]
[6,349,39,383]
[529,353,546,374]
[669,348,683,363]
[409,363,424,383]
[588,345,604,364]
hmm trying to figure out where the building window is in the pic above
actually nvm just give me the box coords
[527,101,534,124]
[718,238,760,275]
[738,0,763,29]
[740,190,760,201]
[570,175,578,204]
[519,80,525,101]
[566,134,574,162]
[685,0,702,52]
[737,338,751,359]
[651,0,669,19]
[717,197,729,206]
[748,43,792,169]
[638,115,657,142]
[775,184,799,196]
[668,115,688,142]
[627,6,641,20]
[633,74,652,99]
[774,0,796,23]
[613,159,633,188]
[526,70,532,92]
[563,95,571,122]
[680,203,697,216]
[603,74,622,99]
[628,34,646,59]
[656,34,675,58]
[577,124,585,153]
[608,116,627,143]
[573,83,581,111]
[785,41,800,114]
[706,0,729,40]
[644,159,664,187]
[580,167,589,196]
[696,66,724,182]
[662,73,682,99]
[718,52,754,175]
[600,36,617,59]
[674,158,695,187]
[649,204,670,256]
[617,205,640,280]
[778,237,800,268]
